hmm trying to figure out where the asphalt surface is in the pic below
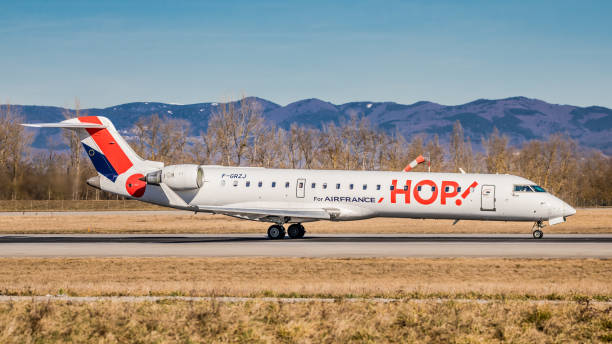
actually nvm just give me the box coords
[1,234,611,258]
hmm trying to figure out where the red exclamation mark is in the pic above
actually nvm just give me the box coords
[456,181,478,206]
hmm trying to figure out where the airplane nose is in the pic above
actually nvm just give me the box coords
[564,203,576,217]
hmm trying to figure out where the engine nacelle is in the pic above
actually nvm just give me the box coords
[145,164,203,190]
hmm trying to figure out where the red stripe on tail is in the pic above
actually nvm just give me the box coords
[79,117,133,174]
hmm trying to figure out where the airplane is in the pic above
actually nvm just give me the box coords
[24,116,576,240]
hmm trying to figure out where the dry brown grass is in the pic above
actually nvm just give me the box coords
[1,299,611,343]
[0,200,163,212]
[2,257,610,342]
[1,258,610,300]
[0,208,610,234]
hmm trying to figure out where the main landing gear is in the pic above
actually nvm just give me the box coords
[267,223,305,240]
[532,220,544,239]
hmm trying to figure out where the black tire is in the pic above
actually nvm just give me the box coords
[287,224,302,239]
[268,225,285,240]
[297,224,305,238]
[532,229,543,239]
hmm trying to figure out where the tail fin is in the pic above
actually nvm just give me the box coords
[24,116,162,182]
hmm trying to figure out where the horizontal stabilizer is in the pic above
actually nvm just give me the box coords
[22,122,106,129]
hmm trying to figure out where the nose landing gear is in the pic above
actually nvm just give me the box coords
[532,220,544,239]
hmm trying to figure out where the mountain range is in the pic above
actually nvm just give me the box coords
[12,96,612,154]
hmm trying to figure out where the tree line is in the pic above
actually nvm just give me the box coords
[1,98,610,206]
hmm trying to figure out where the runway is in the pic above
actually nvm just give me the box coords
[1,234,611,258]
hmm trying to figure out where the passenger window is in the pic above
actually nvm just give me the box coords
[311,183,316,188]
[349,184,354,190]
[336,183,341,189]
[457,187,461,193]
[258,181,262,187]
[363,184,367,190]
[271,182,276,188]
[417,186,422,191]
[298,182,303,188]
[390,185,395,191]
[323,183,327,189]
[246,181,250,187]
[376,184,381,190]
[285,182,290,188]
[403,185,409,191]
[432,186,436,191]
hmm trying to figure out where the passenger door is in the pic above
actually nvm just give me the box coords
[296,178,306,198]
[480,185,496,211]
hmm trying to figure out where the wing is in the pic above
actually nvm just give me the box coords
[157,182,338,222]
[196,204,337,222]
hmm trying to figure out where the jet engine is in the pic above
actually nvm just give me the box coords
[144,164,203,190]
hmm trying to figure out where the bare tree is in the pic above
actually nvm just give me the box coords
[449,120,475,172]
[483,128,510,173]
[248,125,287,168]
[378,129,408,171]
[0,103,32,199]
[514,134,579,203]
[319,123,345,169]
[287,124,303,169]
[425,135,444,172]
[296,127,318,169]
[190,130,218,165]
[62,98,85,200]
[206,97,266,166]
[131,114,190,163]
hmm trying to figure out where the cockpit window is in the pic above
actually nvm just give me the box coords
[514,184,547,193]
[514,185,533,192]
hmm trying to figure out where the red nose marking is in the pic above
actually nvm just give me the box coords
[455,181,479,206]
[126,173,146,197]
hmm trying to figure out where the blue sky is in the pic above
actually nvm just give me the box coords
[0,0,611,108]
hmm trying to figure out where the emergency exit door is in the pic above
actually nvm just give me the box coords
[296,178,306,198]
[480,185,496,211]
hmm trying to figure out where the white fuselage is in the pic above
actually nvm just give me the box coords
[105,165,576,224]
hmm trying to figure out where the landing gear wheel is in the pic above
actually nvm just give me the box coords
[287,224,306,239]
[532,220,545,239]
[267,225,285,240]
[532,229,544,239]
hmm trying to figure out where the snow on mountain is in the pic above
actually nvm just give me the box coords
[14,96,612,154]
